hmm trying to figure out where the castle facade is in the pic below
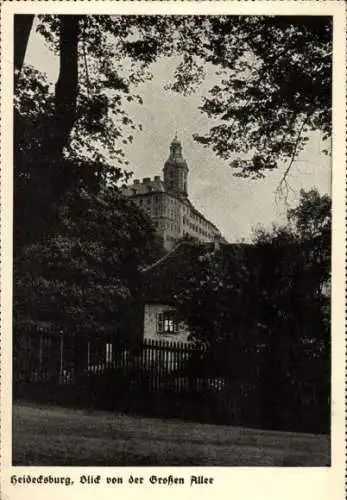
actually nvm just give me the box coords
[122,136,223,250]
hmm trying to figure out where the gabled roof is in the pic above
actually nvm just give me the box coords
[141,241,252,304]
[141,241,197,304]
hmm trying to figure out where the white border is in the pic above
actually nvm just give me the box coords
[1,2,346,500]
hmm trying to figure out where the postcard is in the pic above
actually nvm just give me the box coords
[1,1,345,499]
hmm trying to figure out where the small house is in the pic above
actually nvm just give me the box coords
[141,240,220,343]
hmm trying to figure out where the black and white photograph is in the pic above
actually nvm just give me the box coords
[2,2,344,481]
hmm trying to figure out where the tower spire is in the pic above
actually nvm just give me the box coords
[163,134,189,198]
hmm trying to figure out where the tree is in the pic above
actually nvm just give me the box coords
[14,187,164,338]
[17,15,166,168]
[15,16,79,159]
[14,16,167,251]
[14,26,167,338]
[288,188,331,240]
[173,244,250,342]
[173,190,331,430]
[19,15,331,183]
[177,16,332,182]
[247,191,330,430]
[14,65,129,249]
[14,68,165,342]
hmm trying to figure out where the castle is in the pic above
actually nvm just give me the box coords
[122,135,224,250]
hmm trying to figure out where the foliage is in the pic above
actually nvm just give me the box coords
[172,190,331,427]
[14,187,164,337]
[191,16,332,179]
[14,64,138,248]
[14,30,165,339]
[173,243,256,345]
[14,63,133,186]
[24,15,331,181]
[33,15,165,166]
[174,189,330,343]
[288,188,331,240]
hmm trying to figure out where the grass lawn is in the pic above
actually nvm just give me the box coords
[12,401,330,466]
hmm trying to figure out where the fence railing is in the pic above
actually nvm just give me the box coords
[12,324,330,433]
[13,327,214,393]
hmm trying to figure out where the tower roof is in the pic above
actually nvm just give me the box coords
[172,132,180,146]
[164,133,188,169]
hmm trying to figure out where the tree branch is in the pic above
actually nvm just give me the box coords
[276,116,309,200]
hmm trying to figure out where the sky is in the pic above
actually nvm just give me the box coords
[24,21,331,243]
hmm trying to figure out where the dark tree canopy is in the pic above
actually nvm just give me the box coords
[14,65,130,248]
[14,16,331,343]
[190,16,332,179]
[14,54,165,338]
[171,190,330,429]
[288,188,331,240]
[173,189,331,347]
[14,187,164,337]
[18,15,332,183]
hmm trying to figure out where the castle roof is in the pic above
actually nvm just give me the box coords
[121,176,165,196]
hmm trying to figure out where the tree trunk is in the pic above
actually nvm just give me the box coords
[14,15,34,89]
[53,15,80,158]
[38,15,80,203]
[14,16,80,251]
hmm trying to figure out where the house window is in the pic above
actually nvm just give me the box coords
[157,311,178,334]
[106,343,113,363]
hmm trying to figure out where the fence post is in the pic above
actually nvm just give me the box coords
[59,334,64,382]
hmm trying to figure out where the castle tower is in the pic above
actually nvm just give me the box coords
[163,134,188,198]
